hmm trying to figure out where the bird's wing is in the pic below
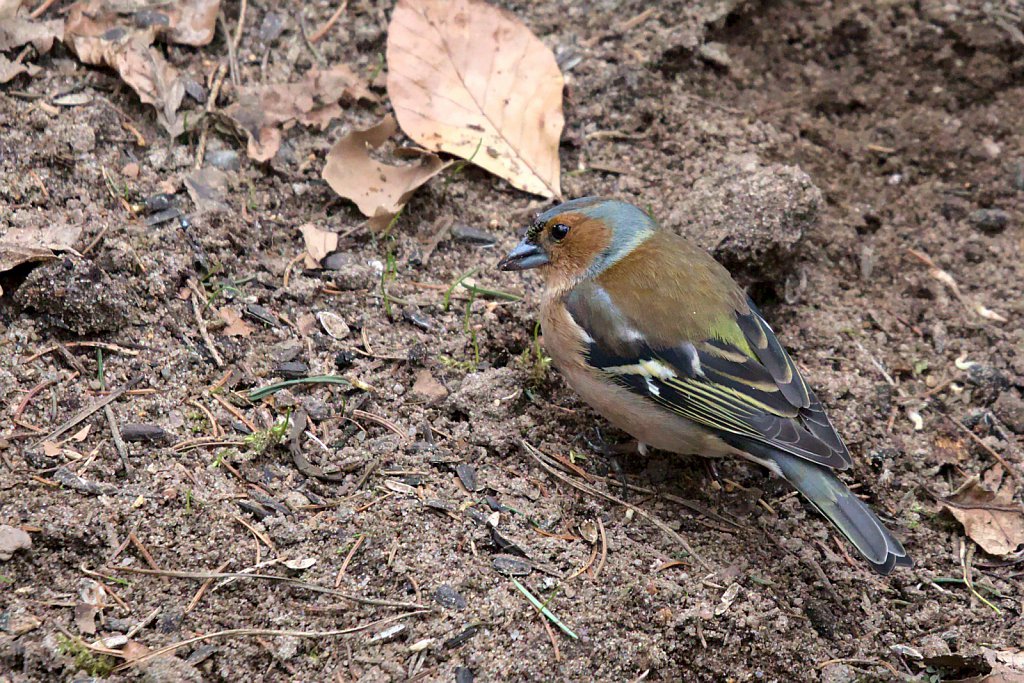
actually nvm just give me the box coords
[565,283,852,470]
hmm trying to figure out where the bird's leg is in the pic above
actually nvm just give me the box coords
[581,427,637,495]
[703,457,721,484]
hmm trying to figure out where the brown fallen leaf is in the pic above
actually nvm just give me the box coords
[0,52,26,83]
[218,307,254,337]
[322,115,448,230]
[121,640,152,662]
[64,1,186,135]
[224,65,376,161]
[300,223,338,268]
[0,16,63,52]
[0,224,82,295]
[941,468,1024,556]
[0,0,24,20]
[386,0,564,198]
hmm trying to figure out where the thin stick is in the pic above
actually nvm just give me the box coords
[104,405,133,479]
[32,376,142,448]
[352,410,409,442]
[189,285,224,367]
[310,0,348,43]
[189,399,221,438]
[129,533,162,573]
[105,566,430,610]
[114,612,431,671]
[943,414,1020,484]
[232,514,276,552]
[594,517,608,578]
[211,393,256,432]
[29,0,59,19]
[522,441,710,571]
[334,534,365,588]
[185,561,231,613]
[24,341,140,363]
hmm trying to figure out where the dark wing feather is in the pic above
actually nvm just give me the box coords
[566,287,851,470]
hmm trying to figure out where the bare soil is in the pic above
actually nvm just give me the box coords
[2,1,1023,681]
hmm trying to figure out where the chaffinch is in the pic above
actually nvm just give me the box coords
[498,197,911,575]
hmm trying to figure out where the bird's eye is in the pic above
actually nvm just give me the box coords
[550,223,570,241]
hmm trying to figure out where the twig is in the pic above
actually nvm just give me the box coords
[29,0,59,19]
[232,513,277,553]
[522,441,711,571]
[233,0,247,52]
[189,399,221,438]
[32,376,142,448]
[352,410,409,442]
[594,517,608,578]
[219,12,240,88]
[310,0,348,42]
[189,284,224,367]
[211,393,256,432]
[194,62,228,169]
[104,405,133,479]
[105,566,431,610]
[80,225,109,256]
[943,414,1020,484]
[24,341,140,363]
[185,561,231,613]
[129,533,162,573]
[113,612,430,671]
[334,534,365,588]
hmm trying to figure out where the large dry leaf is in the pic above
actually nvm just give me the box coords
[322,115,448,229]
[941,469,1024,556]
[225,65,376,162]
[64,1,189,135]
[386,0,564,198]
[0,224,83,295]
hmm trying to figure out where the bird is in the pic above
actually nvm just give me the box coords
[497,197,912,574]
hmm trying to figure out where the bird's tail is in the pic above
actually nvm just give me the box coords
[744,443,912,575]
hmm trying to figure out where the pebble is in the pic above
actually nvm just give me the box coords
[968,208,1009,235]
[121,162,140,178]
[207,149,240,171]
[275,361,309,379]
[432,585,467,610]
[993,390,1024,434]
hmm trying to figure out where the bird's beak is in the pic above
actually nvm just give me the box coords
[497,238,549,271]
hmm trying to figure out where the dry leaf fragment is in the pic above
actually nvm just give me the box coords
[225,65,376,161]
[0,16,64,52]
[0,0,24,19]
[218,307,254,337]
[941,471,1024,556]
[299,223,338,268]
[185,166,229,214]
[322,115,448,229]
[386,0,564,198]
[65,3,185,135]
[0,224,82,295]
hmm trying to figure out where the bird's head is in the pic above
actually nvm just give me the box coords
[497,197,656,284]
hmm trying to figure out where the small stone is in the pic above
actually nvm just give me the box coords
[968,208,1010,235]
[14,256,135,335]
[0,525,31,561]
[432,585,467,610]
[121,162,140,178]
[450,224,497,245]
[980,137,1001,159]
[207,149,240,171]
[120,424,168,443]
[698,41,732,68]
[334,350,356,369]
[270,341,302,363]
[455,463,479,492]
[275,361,309,379]
[993,390,1024,434]
[329,262,375,290]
